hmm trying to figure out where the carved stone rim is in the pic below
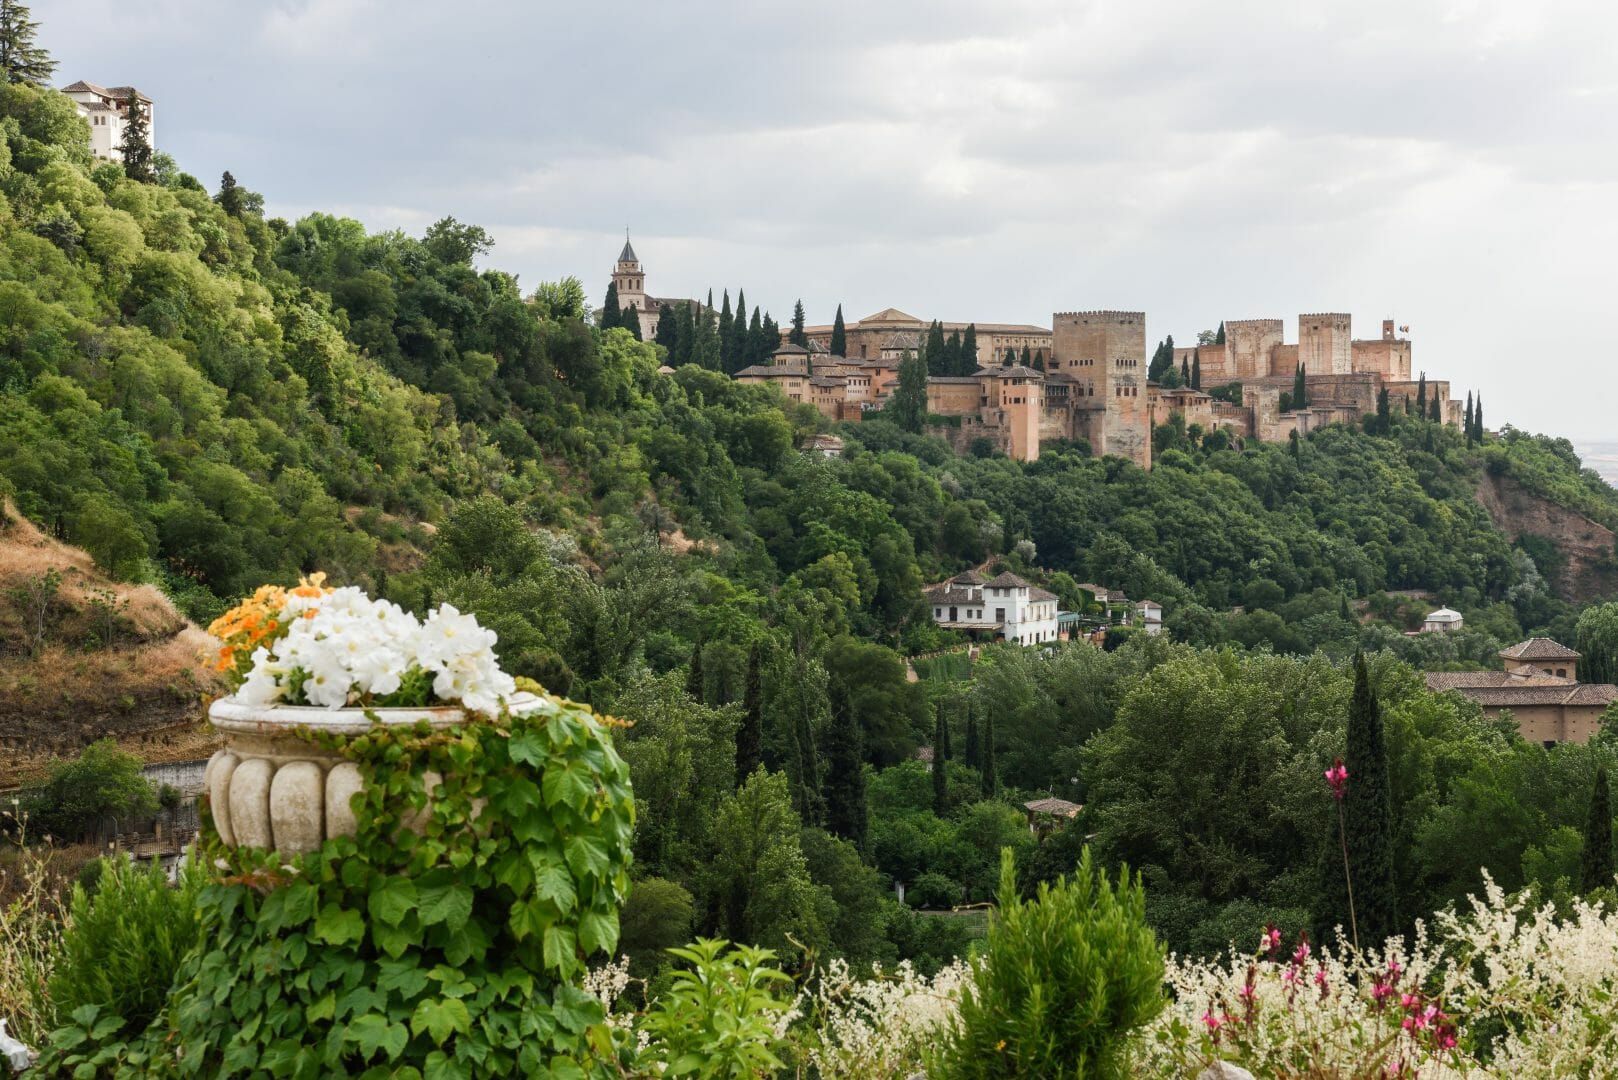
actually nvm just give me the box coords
[208,691,549,736]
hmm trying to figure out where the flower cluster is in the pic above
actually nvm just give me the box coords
[1324,757,1349,801]
[206,575,330,683]
[213,580,515,713]
[792,957,971,1077]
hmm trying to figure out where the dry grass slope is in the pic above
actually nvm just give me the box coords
[0,502,223,789]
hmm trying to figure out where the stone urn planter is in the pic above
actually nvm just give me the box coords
[203,692,542,855]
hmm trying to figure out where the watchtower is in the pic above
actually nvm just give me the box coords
[1298,313,1351,375]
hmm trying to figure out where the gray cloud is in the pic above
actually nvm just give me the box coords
[46,0,1618,437]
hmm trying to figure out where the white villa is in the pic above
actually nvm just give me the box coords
[61,81,153,161]
[1422,607,1463,633]
[923,570,1061,644]
[1135,600,1164,635]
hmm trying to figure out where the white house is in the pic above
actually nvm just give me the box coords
[1135,600,1163,636]
[60,81,154,161]
[1422,607,1463,634]
[923,570,1060,644]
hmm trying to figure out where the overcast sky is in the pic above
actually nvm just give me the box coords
[48,0,1618,439]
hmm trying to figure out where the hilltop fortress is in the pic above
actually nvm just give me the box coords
[613,243,1464,468]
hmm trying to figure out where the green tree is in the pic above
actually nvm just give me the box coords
[1148,337,1174,383]
[1179,357,1190,385]
[1320,654,1399,947]
[1020,344,1032,367]
[823,680,869,847]
[711,769,827,957]
[1473,395,1484,442]
[1002,347,1015,367]
[601,280,621,330]
[1032,349,1044,371]
[118,91,155,183]
[964,704,980,769]
[1577,603,1618,685]
[686,637,705,704]
[655,300,679,352]
[1581,765,1614,894]
[981,712,998,798]
[0,0,54,86]
[24,739,158,841]
[1190,352,1201,390]
[790,299,808,347]
[736,642,764,788]
[717,290,734,369]
[932,702,949,817]
[1376,386,1391,434]
[1464,392,1474,446]
[1416,372,1427,418]
[962,324,978,372]
[1215,322,1225,345]
[925,320,948,376]
[888,350,928,433]
[1429,395,1441,423]
[830,303,846,357]
[1292,364,1307,411]
[216,171,244,217]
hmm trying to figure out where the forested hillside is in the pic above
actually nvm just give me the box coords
[6,76,1618,970]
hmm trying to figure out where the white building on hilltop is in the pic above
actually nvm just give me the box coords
[60,81,153,161]
[923,570,1061,644]
[1422,607,1463,634]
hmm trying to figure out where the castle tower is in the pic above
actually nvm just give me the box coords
[611,234,647,319]
[1298,313,1351,375]
[1052,311,1149,467]
[1224,319,1284,380]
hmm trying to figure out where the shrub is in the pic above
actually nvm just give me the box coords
[638,939,794,1079]
[907,871,960,910]
[48,855,207,1039]
[22,740,158,843]
[931,848,1164,1079]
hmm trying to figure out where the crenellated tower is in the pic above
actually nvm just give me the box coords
[1052,310,1150,467]
[1298,312,1352,375]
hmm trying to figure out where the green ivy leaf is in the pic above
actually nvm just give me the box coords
[424,1050,472,1080]
[281,882,318,926]
[563,836,609,881]
[542,924,577,973]
[418,875,473,932]
[508,729,546,766]
[346,1014,408,1061]
[533,864,577,913]
[542,763,592,810]
[367,876,418,928]
[377,959,430,1000]
[313,903,364,946]
[306,991,336,1024]
[410,997,471,1047]
[578,908,619,957]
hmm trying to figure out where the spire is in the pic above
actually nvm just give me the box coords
[618,228,638,265]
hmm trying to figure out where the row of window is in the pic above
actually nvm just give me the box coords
[1115,386,1138,397]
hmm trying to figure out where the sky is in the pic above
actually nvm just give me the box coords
[47,0,1618,439]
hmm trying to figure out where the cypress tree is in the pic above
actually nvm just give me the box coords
[761,312,780,363]
[655,302,678,352]
[217,171,244,217]
[685,637,705,704]
[748,306,765,365]
[729,288,748,367]
[980,713,998,798]
[691,302,719,368]
[1464,392,1474,445]
[1416,372,1427,418]
[1032,349,1045,371]
[1376,387,1391,434]
[1429,396,1441,423]
[619,303,642,340]
[1020,344,1032,367]
[1191,352,1202,390]
[734,643,763,788]
[962,324,979,371]
[790,299,808,347]
[932,703,949,817]
[1215,321,1226,345]
[718,290,733,370]
[601,280,621,330]
[1473,395,1483,442]
[925,320,948,376]
[964,704,980,769]
[1180,357,1191,385]
[1581,766,1614,894]
[1292,364,1307,411]
[1320,654,1399,947]
[1148,337,1174,382]
[791,674,823,825]
[675,301,695,367]
[0,0,55,86]
[118,91,155,183]
[830,303,847,357]
[1002,347,1015,367]
[823,680,868,847]
[945,330,964,375]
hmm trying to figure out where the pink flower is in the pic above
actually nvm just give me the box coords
[1324,758,1349,801]
[1202,1009,1222,1033]
[1372,981,1395,1008]
[1261,925,1282,955]
[1314,968,1330,997]
[1292,941,1311,965]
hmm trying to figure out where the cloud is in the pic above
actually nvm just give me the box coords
[42,0,1618,436]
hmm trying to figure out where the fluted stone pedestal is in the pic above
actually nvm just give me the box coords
[204,693,540,855]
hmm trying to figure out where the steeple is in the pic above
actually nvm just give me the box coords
[611,231,648,329]
[618,229,638,267]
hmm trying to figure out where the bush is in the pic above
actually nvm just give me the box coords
[638,939,793,1079]
[22,740,158,843]
[932,848,1164,1079]
[907,871,960,910]
[48,855,207,1039]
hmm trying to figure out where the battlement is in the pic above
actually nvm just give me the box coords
[1300,313,1351,326]
[1225,318,1283,329]
[1053,311,1145,322]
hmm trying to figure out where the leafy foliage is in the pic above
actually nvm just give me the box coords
[638,938,793,1079]
[21,739,157,842]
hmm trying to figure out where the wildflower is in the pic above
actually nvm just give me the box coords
[1291,939,1311,965]
[1324,758,1348,800]
[1201,1010,1221,1034]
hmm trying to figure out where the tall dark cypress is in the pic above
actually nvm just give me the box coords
[963,704,980,769]
[944,330,964,376]
[1473,396,1483,442]
[655,303,678,351]
[748,307,765,365]
[675,301,695,367]
[685,638,705,704]
[1429,396,1441,423]
[1180,357,1191,385]
[1415,372,1427,418]
[830,304,847,357]
[925,320,948,376]
[1464,392,1474,445]
[932,704,949,818]
[718,290,733,371]
[790,299,808,346]
[1320,654,1399,947]
[962,324,979,372]
[118,91,155,183]
[734,642,763,788]
[1191,352,1202,390]
[1292,364,1307,411]
[1581,766,1614,893]
[619,302,642,340]
[1376,387,1391,434]
[980,713,998,798]
[601,280,621,329]
[729,288,748,367]
[792,673,823,825]
[1020,344,1032,367]
[1215,321,1226,345]
[823,680,868,846]
[1002,347,1015,367]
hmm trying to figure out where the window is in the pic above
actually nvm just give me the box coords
[995,607,1006,621]
[934,607,941,618]
[1557,668,1567,678]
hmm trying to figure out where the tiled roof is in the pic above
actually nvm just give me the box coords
[928,376,981,384]
[882,332,924,349]
[986,571,1030,589]
[774,343,809,355]
[1028,587,1058,602]
[953,570,986,585]
[859,307,925,324]
[923,584,980,604]
[734,365,803,378]
[1024,797,1081,817]
[1424,671,1572,691]
[618,238,638,263]
[808,375,845,388]
[1499,638,1581,661]
[1459,684,1618,708]
[985,365,1044,379]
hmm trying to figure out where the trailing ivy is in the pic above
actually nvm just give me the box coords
[45,690,636,1078]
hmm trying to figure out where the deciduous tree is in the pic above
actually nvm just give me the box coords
[0,0,54,86]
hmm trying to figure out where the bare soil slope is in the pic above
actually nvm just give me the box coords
[1475,474,1618,603]
[0,503,222,788]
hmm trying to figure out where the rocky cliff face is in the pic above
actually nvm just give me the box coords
[1475,474,1618,603]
